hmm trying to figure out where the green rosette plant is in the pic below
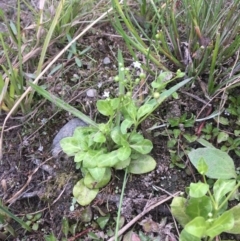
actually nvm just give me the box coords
[171,146,240,240]
[59,53,191,206]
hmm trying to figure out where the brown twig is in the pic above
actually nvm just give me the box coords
[107,192,180,241]
[6,157,53,205]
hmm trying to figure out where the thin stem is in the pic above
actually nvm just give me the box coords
[114,169,128,241]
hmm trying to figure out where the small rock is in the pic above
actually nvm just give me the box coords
[52,118,87,157]
[103,57,111,65]
[86,88,97,98]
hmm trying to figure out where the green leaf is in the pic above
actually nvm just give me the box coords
[110,98,120,110]
[88,167,106,182]
[188,148,237,179]
[213,179,236,206]
[186,196,212,219]
[114,157,131,170]
[196,138,215,148]
[137,103,155,120]
[73,127,96,150]
[225,204,240,234]
[62,217,69,237]
[128,154,156,174]
[189,182,209,198]
[121,119,133,134]
[180,229,201,241]
[84,168,111,189]
[75,57,82,67]
[60,137,81,156]
[170,197,191,227]
[151,72,173,89]
[205,211,234,238]
[197,157,208,175]
[96,214,110,230]
[121,100,137,120]
[117,146,131,161]
[97,150,120,167]
[96,99,113,116]
[216,116,229,125]
[44,233,57,241]
[74,151,87,163]
[93,132,106,143]
[79,206,92,223]
[32,223,39,231]
[82,150,103,168]
[154,77,192,105]
[111,127,128,146]
[129,132,144,144]
[73,179,99,206]
[217,132,229,143]
[28,82,97,127]
[130,139,153,154]
[184,217,207,238]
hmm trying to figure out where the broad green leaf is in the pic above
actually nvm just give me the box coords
[117,146,131,161]
[129,133,144,144]
[121,100,137,120]
[82,150,103,168]
[186,196,212,219]
[110,98,120,110]
[189,182,209,198]
[96,99,113,116]
[171,197,191,227]
[84,168,111,189]
[96,214,110,230]
[73,179,99,206]
[184,217,207,238]
[205,211,234,238]
[225,204,240,234]
[114,158,131,169]
[217,132,229,143]
[128,154,156,174]
[73,126,96,150]
[180,229,201,241]
[88,167,106,182]
[213,179,236,206]
[121,119,134,134]
[111,127,128,146]
[93,132,106,143]
[97,150,120,167]
[130,139,153,154]
[197,157,208,175]
[188,148,237,179]
[74,151,87,162]
[137,103,155,120]
[60,137,81,156]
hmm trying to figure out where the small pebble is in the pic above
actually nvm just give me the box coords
[86,89,97,98]
[103,57,111,65]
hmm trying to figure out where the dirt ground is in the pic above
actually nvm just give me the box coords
[1,1,240,241]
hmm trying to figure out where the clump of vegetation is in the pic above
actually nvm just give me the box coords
[171,146,240,240]
[112,0,240,95]
[58,52,190,205]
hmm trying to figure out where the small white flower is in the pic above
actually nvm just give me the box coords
[103,90,110,98]
[133,61,141,69]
